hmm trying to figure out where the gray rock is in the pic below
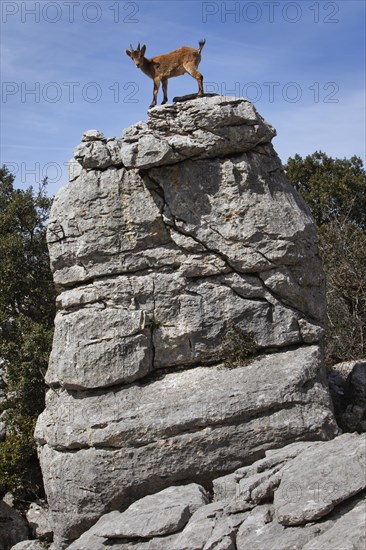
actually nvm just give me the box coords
[302,494,366,549]
[0,500,29,550]
[274,433,366,525]
[226,469,282,514]
[202,514,242,550]
[67,508,182,550]
[68,158,82,182]
[26,501,52,541]
[327,365,349,420]
[235,440,314,478]
[37,97,338,547]
[172,502,225,550]
[120,97,276,169]
[45,269,325,391]
[74,139,123,170]
[81,129,106,142]
[65,436,366,550]
[108,533,181,549]
[65,511,114,550]
[213,441,314,514]
[212,473,237,502]
[37,345,335,448]
[10,542,44,550]
[46,305,152,389]
[96,484,208,538]
[36,345,337,546]
[236,503,332,550]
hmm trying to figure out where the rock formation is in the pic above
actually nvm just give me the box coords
[0,499,29,550]
[65,433,366,550]
[327,359,366,431]
[35,96,339,548]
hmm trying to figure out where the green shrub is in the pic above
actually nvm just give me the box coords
[0,166,55,500]
[218,323,258,368]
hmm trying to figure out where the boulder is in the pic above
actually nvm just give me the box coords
[36,346,337,546]
[95,484,208,539]
[10,542,44,550]
[81,129,106,142]
[66,484,208,549]
[26,501,53,541]
[0,500,29,550]
[36,96,338,547]
[274,432,366,525]
[68,435,366,550]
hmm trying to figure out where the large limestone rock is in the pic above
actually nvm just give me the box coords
[36,96,338,547]
[274,432,366,525]
[65,434,366,550]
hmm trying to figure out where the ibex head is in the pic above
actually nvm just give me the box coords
[125,43,147,68]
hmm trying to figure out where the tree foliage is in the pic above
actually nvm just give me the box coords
[285,151,366,228]
[320,221,366,364]
[285,152,366,365]
[0,166,55,499]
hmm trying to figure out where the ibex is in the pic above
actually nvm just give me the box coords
[126,40,206,109]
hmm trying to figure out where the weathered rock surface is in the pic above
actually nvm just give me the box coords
[274,432,366,525]
[301,494,366,550]
[36,96,338,547]
[96,483,208,539]
[66,484,208,550]
[10,542,44,550]
[327,360,366,431]
[26,501,53,541]
[65,434,366,550]
[36,347,337,546]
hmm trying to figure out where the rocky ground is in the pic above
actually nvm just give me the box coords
[9,433,366,549]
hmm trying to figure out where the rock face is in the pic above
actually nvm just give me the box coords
[327,360,366,431]
[26,501,53,542]
[35,96,338,547]
[64,434,366,550]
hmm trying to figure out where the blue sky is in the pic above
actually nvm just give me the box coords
[1,0,365,196]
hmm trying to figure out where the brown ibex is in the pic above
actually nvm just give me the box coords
[125,40,206,109]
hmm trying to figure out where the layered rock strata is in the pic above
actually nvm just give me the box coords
[65,434,366,550]
[35,96,338,547]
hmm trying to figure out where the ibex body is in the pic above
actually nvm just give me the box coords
[126,40,206,109]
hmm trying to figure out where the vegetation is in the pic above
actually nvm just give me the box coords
[0,166,55,500]
[320,220,366,364]
[285,151,366,228]
[219,323,258,368]
[285,152,366,365]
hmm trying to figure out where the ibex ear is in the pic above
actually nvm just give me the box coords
[125,49,132,57]
[141,44,146,56]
